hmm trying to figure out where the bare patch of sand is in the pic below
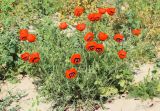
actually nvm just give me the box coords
[0,75,52,111]
[133,63,154,83]
[97,97,160,111]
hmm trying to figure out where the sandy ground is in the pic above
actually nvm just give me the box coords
[0,75,52,111]
[97,62,160,111]
[97,97,160,111]
[133,63,154,83]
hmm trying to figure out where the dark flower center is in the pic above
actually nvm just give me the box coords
[96,48,102,52]
[23,56,28,60]
[120,54,125,56]
[33,57,39,63]
[89,46,94,50]
[87,37,92,41]
[69,72,75,78]
[116,38,122,42]
[22,36,27,39]
[111,11,114,13]
[74,58,80,63]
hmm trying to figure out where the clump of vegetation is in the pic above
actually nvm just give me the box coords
[0,0,160,110]
[129,78,160,100]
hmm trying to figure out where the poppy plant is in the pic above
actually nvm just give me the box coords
[74,6,84,17]
[114,34,124,43]
[70,53,81,65]
[106,8,116,16]
[98,8,106,14]
[85,41,97,51]
[132,29,141,36]
[98,32,108,41]
[19,29,28,41]
[76,23,86,31]
[95,44,104,54]
[59,22,68,30]
[118,50,127,59]
[84,32,94,42]
[27,34,36,42]
[20,52,30,61]
[29,52,40,63]
[88,13,102,22]
[65,68,77,79]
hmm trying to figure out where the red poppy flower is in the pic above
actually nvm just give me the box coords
[98,8,106,14]
[95,44,104,54]
[20,52,30,61]
[59,22,68,30]
[114,34,124,43]
[19,29,28,41]
[106,8,116,16]
[85,41,97,51]
[29,52,40,63]
[118,50,127,59]
[98,32,108,41]
[65,68,77,79]
[88,13,102,22]
[132,29,141,36]
[76,23,86,31]
[94,13,102,21]
[27,34,36,42]
[84,32,94,42]
[74,6,84,17]
[70,54,81,65]
[88,13,95,21]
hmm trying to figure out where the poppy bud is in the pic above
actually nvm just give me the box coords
[132,29,141,36]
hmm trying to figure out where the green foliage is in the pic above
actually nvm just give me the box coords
[129,62,160,100]
[156,59,160,68]
[25,21,134,109]
[8,17,135,109]
[129,77,160,100]
[0,0,159,110]
[0,28,20,80]
[18,0,64,15]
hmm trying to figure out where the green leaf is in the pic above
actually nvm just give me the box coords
[119,80,126,87]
